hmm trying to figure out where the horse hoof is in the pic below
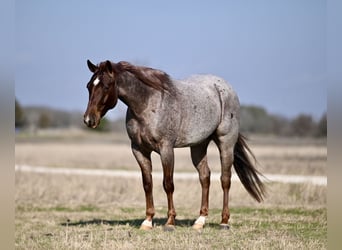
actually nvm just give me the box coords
[219,224,230,230]
[163,225,175,232]
[140,219,153,230]
[140,224,153,230]
[193,216,206,231]
[192,223,204,231]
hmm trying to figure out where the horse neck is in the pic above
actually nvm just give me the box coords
[116,72,160,115]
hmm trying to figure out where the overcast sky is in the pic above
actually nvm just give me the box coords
[15,0,326,120]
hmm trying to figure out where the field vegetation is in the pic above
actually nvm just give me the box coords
[16,171,326,249]
[15,130,326,249]
[16,129,326,176]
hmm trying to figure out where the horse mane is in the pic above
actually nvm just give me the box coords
[115,61,172,92]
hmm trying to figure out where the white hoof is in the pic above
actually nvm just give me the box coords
[192,216,206,230]
[192,223,204,230]
[140,219,153,230]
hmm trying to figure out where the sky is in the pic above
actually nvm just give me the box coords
[15,0,327,120]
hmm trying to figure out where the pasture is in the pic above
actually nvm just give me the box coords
[15,130,327,249]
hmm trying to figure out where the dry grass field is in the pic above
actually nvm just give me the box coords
[15,129,326,176]
[15,129,327,249]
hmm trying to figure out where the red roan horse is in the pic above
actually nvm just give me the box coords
[84,60,266,230]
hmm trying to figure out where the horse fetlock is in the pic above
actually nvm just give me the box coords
[221,212,230,224]
[146,207,155,217]
[166,214,176,226]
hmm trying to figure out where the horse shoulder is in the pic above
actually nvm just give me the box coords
[125,107,172,151]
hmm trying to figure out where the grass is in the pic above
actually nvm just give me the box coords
[15,133,327,249]
[15,204,326,249]
[15,171,327,249]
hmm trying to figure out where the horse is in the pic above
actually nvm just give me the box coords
[83,59,266,230]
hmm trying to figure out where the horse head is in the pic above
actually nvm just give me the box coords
[84,60,118,128]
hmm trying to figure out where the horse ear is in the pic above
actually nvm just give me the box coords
[105,60,114,77]
[87,59,97,73]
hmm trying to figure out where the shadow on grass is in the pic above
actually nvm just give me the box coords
[61,218,219,229]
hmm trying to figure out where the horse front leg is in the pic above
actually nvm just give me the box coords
[160,144,176,230]
[131,144,154,230]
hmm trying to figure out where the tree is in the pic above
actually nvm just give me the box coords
[291,114,314,137]
[37,113,51,128]
[240,105,273,134]
[15,99,26,128]
[315,112,327,137]
[270,114,291,136]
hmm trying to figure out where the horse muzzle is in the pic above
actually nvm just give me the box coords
[84,114,100,128]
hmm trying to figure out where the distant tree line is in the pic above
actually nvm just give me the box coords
[240,105,326,137]
[15,99,326,137]
[15,99,26,128]
[15,99,112,132]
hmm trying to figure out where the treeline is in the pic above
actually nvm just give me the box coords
[240,105,326,137]
[15,100,326,137]
[15,99,116,132]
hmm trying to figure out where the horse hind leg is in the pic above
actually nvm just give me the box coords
[190,140,211,230]
[214,134,236,230]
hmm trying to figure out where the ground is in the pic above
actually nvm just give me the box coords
[15,129,327,249]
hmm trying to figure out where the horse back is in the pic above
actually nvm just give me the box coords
[172,75,239,147]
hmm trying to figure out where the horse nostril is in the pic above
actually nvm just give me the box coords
[84,115,92,127]
[84,114,99,128]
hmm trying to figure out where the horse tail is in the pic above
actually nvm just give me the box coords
[233,133,266,202]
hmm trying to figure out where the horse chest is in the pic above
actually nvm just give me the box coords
[126,117,162,150]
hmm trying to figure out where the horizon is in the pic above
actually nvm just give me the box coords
[17,101,326,122]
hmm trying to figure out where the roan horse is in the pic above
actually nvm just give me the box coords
[83,59,266,230]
